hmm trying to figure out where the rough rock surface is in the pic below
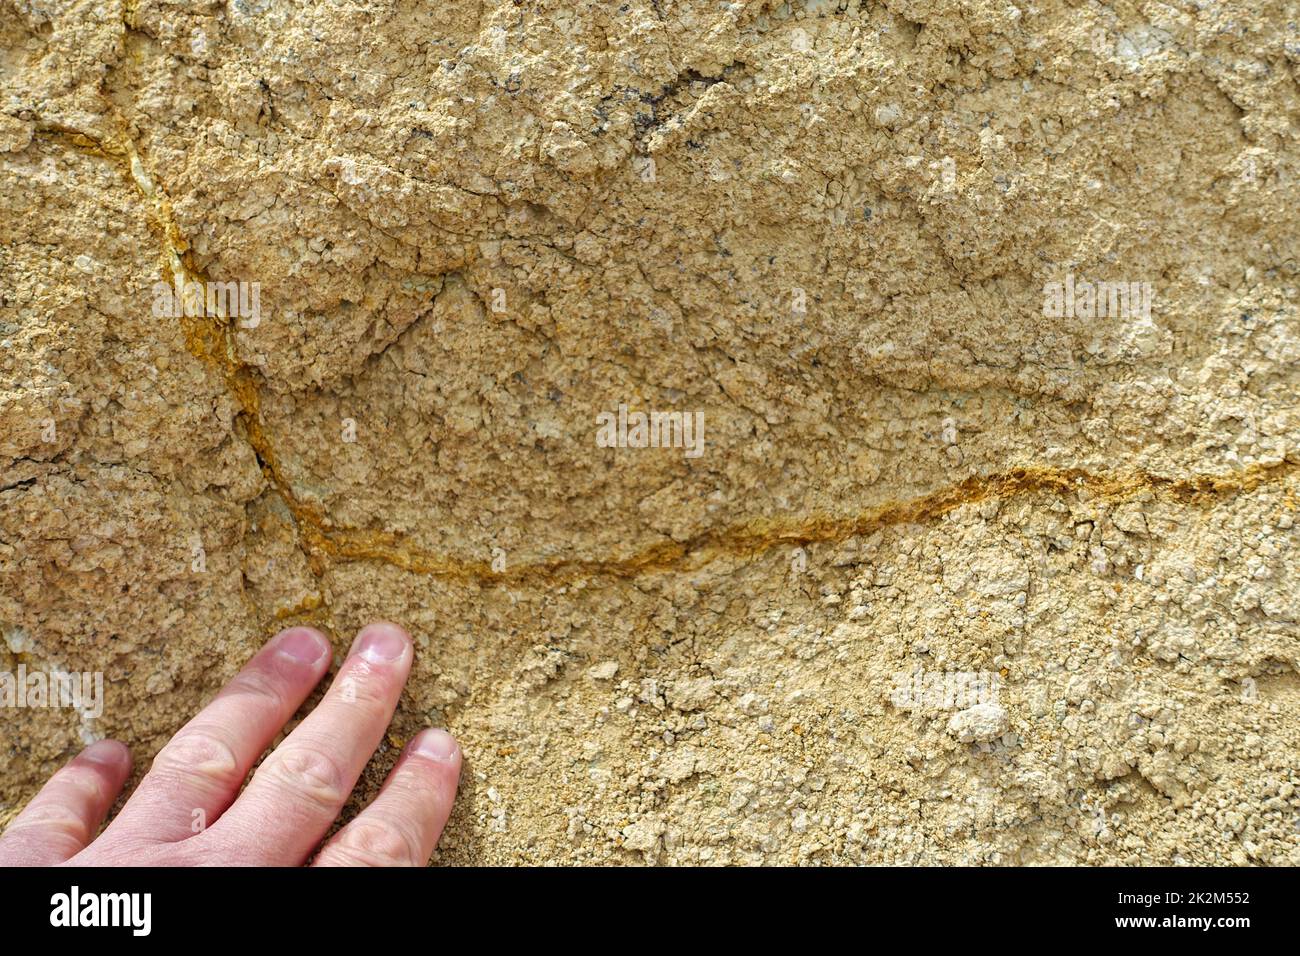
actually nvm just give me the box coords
[1,0,1298,864]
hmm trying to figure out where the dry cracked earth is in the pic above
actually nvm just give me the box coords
[1,0,1298,865]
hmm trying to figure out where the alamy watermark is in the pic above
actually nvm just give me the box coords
[595,404,705,459]
[50,886,150,936]
[152,278,262,329]
[1,665,103,719]
[889,667,1000,710]
[1042,273,1152,321]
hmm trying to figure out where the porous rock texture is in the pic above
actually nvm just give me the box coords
[1,0,1299,865]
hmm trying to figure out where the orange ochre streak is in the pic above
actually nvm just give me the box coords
[33,126,1299,592]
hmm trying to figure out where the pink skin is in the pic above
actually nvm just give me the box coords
[0,622,461,866]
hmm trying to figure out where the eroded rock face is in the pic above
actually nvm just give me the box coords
[1,0,1298,864]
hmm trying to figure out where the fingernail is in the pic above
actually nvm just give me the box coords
[354,623,409,663]
[81,739,128,766]
[411,728,459,762]
[275,627,329,663]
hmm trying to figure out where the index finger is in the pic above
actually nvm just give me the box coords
[104,626,332,844]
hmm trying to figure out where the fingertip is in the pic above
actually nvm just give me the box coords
[409,728,461,767]
[75,740,132,797]
[79,738,131,771]
[270,625,332,666]
[349,621,412,664]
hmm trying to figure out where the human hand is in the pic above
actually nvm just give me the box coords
[0,622,461,866]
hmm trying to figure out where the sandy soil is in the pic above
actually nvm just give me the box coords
[1,0,1298,864]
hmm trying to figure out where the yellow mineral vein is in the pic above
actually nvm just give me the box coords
[31,127,1299,596]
